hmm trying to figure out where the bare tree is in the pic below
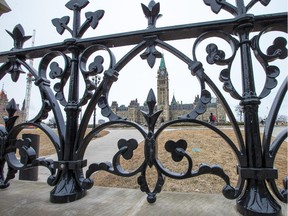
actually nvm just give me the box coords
[235,105,243,122]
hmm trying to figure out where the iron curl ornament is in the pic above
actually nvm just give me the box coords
[193,1,288,215]
[0,0,108,203]
[0,0,286,216]
[83,89,240,203]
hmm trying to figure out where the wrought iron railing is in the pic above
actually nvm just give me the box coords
[0,1,287,215]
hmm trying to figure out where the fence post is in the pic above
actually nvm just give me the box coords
[19,134,40,181]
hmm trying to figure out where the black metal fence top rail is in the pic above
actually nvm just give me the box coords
[0,13,286,63]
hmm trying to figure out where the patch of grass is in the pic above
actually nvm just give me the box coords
[93,129,287,194]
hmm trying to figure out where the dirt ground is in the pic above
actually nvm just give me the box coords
[91,128,287,194]
[18,127,287,194]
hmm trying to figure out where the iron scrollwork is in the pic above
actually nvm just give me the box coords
[196,1,288,215]
[84,89,240,203]
[0,0,286,215]
[0,0,107,203]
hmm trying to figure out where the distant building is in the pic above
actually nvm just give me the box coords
[111,55,226,125]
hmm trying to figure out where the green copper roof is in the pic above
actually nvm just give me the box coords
[171,95,177,105]
[159,54,166,70]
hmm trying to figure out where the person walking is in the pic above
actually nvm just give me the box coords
[209,113,216,125]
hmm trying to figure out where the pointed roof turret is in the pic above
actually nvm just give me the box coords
[158,53,168,77]
[171,94,177,105]
[159,53,166,70]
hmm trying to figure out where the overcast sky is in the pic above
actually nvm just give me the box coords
[0,0,287,122]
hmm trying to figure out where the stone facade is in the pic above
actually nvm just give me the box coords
[0,90,8,125]
[111,55,226,125]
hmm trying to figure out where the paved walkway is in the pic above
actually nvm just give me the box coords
[0,181,251,216]
[83,128,145,163]
[1,180,287,216]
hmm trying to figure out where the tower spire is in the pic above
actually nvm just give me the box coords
[159,53,166,70]
[158,53,168,77]
[157,53,169,122]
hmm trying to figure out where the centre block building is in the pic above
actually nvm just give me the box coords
[111,55,226,125]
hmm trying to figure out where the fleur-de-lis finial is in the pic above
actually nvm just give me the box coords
[3,24,28,82]
[141,0,162,29]
[52,0,104,38]
[6,99,17,118]
[141,89,162,132]
[6,24,31,49]
[140,36,162,68]
[203,0,272,17]
[4,99,19,132]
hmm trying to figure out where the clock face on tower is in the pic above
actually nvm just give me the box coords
[160,70,165,76]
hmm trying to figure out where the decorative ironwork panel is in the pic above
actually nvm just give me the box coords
[0,0,287,215]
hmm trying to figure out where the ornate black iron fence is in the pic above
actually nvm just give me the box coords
[0,0,287,215]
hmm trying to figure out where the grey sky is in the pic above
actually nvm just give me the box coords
[0,0,287,122]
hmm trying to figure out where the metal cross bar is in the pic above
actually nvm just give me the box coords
[0,13,286,63]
